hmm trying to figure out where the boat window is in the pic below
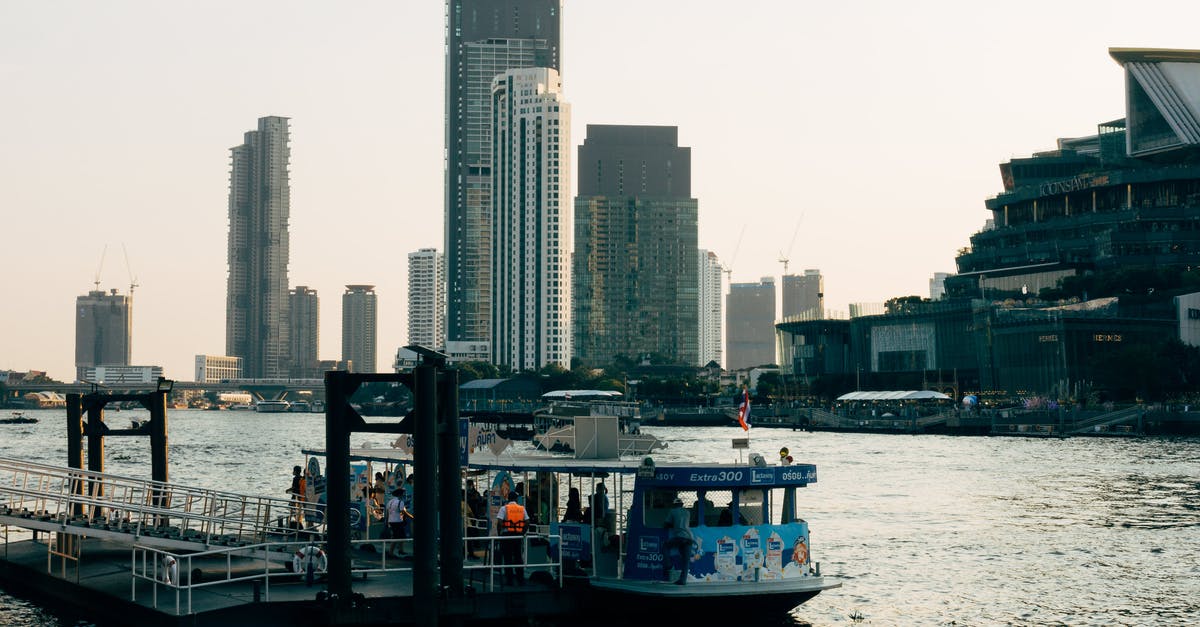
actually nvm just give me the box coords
[644,489,697,528]
[698,489,733,526]
[738,488,768,525]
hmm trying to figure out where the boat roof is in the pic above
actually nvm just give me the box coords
[301,447,817,486]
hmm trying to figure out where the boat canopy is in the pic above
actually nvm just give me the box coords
[835,390,951,401]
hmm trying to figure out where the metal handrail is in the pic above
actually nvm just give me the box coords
[132,532,563,615]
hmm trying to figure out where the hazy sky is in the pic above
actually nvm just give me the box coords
[3,0,1199,382]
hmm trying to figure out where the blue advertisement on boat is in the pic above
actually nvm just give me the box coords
[624,522,811,583]
[643,466,817,488]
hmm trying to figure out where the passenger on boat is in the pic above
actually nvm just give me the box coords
[589,483,609,523]
[286,465,307,527]
[496,492,529,585]
[385,488,412,557]
[662,497,693,585]
[466,480,488,555]
[370,472,387,507]
[562,487,584,523]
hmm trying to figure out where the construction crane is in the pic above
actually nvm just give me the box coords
[122,244,139,297]
[93,244,108,292]
[723,224,748,285]
[778,214,804,275]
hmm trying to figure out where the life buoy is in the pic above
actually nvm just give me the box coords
[293,546,328,574]
[161,555,179,585]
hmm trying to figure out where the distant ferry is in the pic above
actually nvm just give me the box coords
[255,400,291,413]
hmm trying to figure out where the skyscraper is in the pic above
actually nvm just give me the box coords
[698,250,724,367]
[782,269,824,320]
[727,278,777,370]
[226,116,291,379]
[572,125,699,367]
[342,285,378,373]
[289,286,319,378]
[408,248,446,351]
[445,0,562,354]
[75,288,131,381]
[491,67,571,370]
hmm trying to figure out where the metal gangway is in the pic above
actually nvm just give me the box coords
[0,456,323,555]
[1068,405,1144,435]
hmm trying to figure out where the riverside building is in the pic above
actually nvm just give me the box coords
[408,248,445,351]
[698,250,724,367]
[572,125,699,367]
[226,116,291,379]
[947,48,1200,300]
[289,286,319,378]
[782,269,824,320]
[342,285,378,373]
[74,288,131,381]
[445,0,561,353]
[490,67,570,370]
[727,278,777,370]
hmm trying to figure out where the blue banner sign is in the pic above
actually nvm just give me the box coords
[641,465,817,488]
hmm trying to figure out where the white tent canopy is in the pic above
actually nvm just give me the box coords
[541,390,623,399]
[836,390,951,401]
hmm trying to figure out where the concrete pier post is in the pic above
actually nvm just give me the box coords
[413,363,439,627]
[84,402,105,517]
[324,370,354,604]
[66,394,85,517]
[437,366,463,599]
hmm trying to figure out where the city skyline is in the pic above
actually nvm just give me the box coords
[3,1,1200,382]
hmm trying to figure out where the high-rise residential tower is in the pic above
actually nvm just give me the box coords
[289,286,319,378]
[698,250,724,367]
[572,125,699,367]
[408,248,446,351]
[491,67,571,370]
[727,277,777,370]
[782,269,824,320]
[342,285,378,373]
[75,288,131,381]
[445,0,562,354]
[226,116,291,379]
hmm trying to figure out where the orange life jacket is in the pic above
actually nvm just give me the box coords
[499,502,528,534]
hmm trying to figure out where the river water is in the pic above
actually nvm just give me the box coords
[1,408,1198,626]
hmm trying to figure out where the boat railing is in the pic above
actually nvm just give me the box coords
[132,531,563,615]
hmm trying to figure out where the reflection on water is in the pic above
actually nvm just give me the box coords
[1,410,1198,626]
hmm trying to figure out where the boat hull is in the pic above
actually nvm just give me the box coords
[586,576,836,617]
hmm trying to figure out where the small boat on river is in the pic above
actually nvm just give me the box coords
[0,411,38,425]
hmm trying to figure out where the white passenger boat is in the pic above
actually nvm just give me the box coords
[255,400,291,413]
[300,421,837,617]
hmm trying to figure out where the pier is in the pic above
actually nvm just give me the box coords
[0,354,588,626]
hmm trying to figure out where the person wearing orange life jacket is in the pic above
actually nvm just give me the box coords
[495,491,529,585]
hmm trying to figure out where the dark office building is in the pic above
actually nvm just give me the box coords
[727,278,777,370]
[289,286,319,378]
[445,0,561,351]
[947,48,1200,301]
[75,288,132,374]
[572,125,699,367]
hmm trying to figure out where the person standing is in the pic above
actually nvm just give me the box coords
[662,497,693,585]
[286,465,307,527]
[385,488,412,557]
[495,491,529,585]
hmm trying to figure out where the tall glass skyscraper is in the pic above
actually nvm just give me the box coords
[491,67,571,370]
[572,125,699,367]
[226,116,291,379]
[445,0,561,354]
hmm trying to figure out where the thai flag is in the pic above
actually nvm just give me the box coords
[737,388,751,431]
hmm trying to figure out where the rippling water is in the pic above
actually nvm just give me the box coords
[1,409,1198,626]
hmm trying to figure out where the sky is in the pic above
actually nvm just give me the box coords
[3,0,1200,382]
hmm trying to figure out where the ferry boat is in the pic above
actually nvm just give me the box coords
[300,423,837,617]
[255,400,291,413]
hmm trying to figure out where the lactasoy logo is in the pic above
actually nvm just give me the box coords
[751,468,775,484]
